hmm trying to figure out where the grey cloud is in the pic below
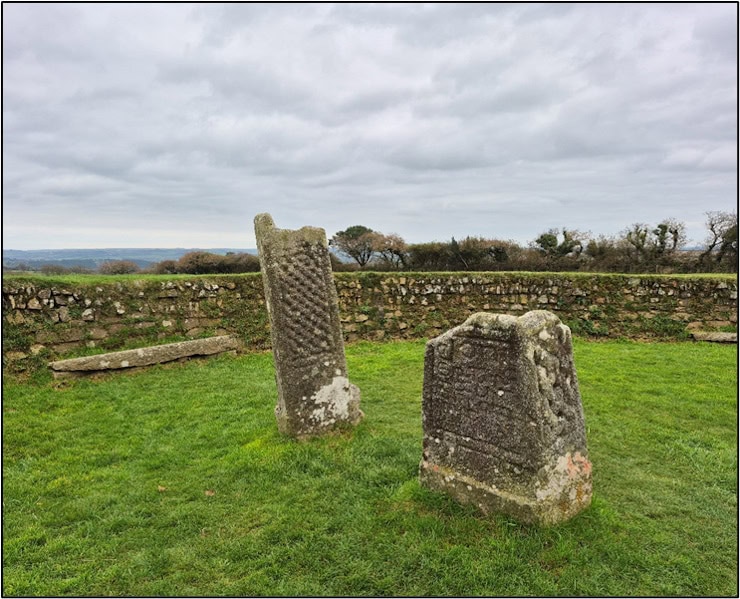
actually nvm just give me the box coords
[693,8,738,61]
[2,3,736,250]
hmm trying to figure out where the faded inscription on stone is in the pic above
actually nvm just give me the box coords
[419,310,592,525]
[254,213,362,437]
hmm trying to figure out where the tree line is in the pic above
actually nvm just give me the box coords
[7,211,736,276]
[10,251,262,276]
[329,211,737,274]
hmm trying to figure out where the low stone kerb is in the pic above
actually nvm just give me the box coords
[48,335,239,373]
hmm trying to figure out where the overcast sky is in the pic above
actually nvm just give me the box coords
[3,3,737,250]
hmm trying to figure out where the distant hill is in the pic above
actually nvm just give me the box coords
[2,248,257,270]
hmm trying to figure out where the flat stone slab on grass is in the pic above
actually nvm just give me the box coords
[48,335,240,377]
[691,331,737,343]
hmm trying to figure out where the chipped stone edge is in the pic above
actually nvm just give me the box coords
[419,452,592,526]
[276,379,364,439]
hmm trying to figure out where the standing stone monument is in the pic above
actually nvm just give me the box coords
[254,213,362,438]
[419,310,592,525]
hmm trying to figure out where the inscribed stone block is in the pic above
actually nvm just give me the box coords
[419,310,592,525]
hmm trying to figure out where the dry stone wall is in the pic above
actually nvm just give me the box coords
[3,273,737,370]
[3,276,268,369]
[334,273,738,342]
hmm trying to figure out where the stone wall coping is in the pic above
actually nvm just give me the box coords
[691,331,738,343]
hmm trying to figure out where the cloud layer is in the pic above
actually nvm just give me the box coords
[3,3,737,249]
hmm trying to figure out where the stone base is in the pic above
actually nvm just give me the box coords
[419,456,592,526]
[275,379,363,438]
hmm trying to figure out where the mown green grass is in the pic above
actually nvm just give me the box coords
[2,340,737,596]
[2,272,258,286]
[4,270,737,286]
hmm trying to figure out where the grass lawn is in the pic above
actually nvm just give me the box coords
[2,339,737,596]
[3,270,737,286]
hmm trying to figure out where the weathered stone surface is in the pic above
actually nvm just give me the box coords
[691,331,737,343]
[48,335,239,375]
[254,213,362,438]
[6,311,25,325]
[419,310,592,525]
[55,329,86,343]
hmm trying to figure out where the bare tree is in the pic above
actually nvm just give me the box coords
[374,233,408,269]
[621,219,686,266]
[652,218,686,256]
[533,228,584,258]
[622,223,651,263]
[700,211,738,268]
